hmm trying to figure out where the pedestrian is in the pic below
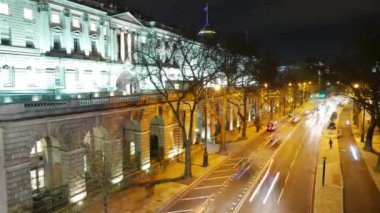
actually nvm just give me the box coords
[329,139,333,149]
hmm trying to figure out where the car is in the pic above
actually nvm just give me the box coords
[327,122,336,130]
[266,121,279,132]
[266,135,280,147]
[290,116,300,123]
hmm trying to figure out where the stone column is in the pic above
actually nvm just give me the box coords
[120,29,125,62]
[38,3,51,53]
[63,9,72,54]
[134,131,150,170]
[0,128,8,212]
[127,32,132,61]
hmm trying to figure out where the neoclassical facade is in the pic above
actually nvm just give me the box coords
[0,0,257,212]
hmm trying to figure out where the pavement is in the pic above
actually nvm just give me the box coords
[313,106,344,213]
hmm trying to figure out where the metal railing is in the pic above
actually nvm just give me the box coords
[32,184,69,213]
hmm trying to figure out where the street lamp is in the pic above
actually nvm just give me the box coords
[361,107,366,142]
[203,87,209,167]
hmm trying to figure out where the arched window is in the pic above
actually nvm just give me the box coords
[130,141,135,156]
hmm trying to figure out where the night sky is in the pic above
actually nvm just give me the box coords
[112,0,380,64]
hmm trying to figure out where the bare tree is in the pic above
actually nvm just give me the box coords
[135,36,218,178]
[82,128,122,213]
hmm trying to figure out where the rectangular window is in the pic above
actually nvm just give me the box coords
[90,22,97,32]
[73,37,80,52]
[51,13,60,24]
[0,3,9,15]
[30,168,45,191]
[53,34,60,50]
[30,140,43,155]
[23,8,33,20]
[72,18,80,28]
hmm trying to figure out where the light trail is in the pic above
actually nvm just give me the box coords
[263,172,280,204]
[249,159,273,202]
[350,145,359,160]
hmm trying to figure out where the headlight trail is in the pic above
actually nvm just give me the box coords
[249,159,273,202]
[350,145,359,160]
[263,171,280,204]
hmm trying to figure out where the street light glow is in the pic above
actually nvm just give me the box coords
[214,84,221,91]
[354,83,359,88]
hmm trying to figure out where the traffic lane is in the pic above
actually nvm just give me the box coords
[239,113,324,213]
[163,129,277,212]
[210,124,298,212]
[248,125,304,212]
[338,108,380,213]
[278,123,322,213]
[236,123,307,212]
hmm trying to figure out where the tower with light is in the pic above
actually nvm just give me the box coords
[198,3,216,37]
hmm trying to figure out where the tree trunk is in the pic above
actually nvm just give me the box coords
[376,153,380,172]
[182,111,192,178]
[219,93,228,154]
[102,192,108,213]
[241,94,248,139]
[364,122,375,152]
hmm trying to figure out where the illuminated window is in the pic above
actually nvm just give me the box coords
[83,154,88,172]
[174,84,180,89]
[130,142,135,156]
[90,22,97,32]
[104,42,109,57]
[72,18,80,28]
[30,140,43,155]
[141,35,146,44]
[51,13,60,24]
[23,8,33,20]
[30,167,45,191]
[0,3,9,15]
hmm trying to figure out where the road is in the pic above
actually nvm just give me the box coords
[232,102,335,213]
[338,105,380,213]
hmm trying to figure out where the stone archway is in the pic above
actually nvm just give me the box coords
[150,116,165,162]
[29,137,63,192]
[115,71,139,93]
[123,120,141,169]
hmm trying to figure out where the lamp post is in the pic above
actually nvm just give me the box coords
[202,87,209,167]
[361,107,365,142]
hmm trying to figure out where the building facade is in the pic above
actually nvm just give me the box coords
[0,0,258,212]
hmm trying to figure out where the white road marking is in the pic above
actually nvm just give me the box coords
[277,187,285,204]
[212,169,235,173]
[284,172,290,184]
[194,185,222,190]
[180,195,211,201]
[205,176,230,180]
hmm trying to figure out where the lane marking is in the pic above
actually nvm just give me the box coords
[277,187,285,204]
[211,169,235,173]
[180,195,211,201]
[194,185,222,190]
[205,176,230,180]
[284,172,290,184]
[166,210,192,213]
[263,172,280,204]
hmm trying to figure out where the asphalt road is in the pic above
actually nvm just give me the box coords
[338,105,380,213]
[234,102,335,213]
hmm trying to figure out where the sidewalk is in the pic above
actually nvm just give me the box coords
[314,128,344,213]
